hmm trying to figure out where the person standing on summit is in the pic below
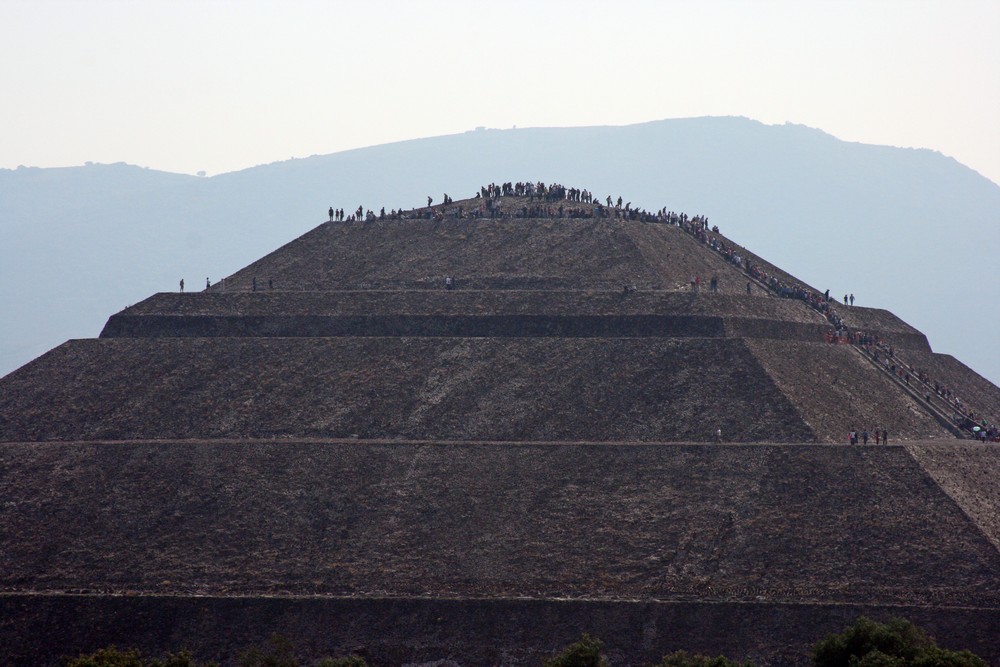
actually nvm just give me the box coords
[329,206,334,221]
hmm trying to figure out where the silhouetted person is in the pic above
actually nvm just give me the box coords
[179,279,184,292]
[882,429,888,445]
[329,206,334,221]
[206,277,210,289]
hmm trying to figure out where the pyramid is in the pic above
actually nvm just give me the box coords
[2,190,1000,665]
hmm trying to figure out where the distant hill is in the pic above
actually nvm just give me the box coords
[3,116,999,384]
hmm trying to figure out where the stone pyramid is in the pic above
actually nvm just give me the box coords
[2,189,999,665]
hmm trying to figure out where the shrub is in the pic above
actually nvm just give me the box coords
[237,634,298,667]
[543,634,607,667]
[655,650,755,667]
[316,657,369,667]
[65,647,144,667]
[812,617,986,667]
[65,647,214,667]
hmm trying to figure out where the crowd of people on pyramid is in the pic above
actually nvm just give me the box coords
[480,181,594,202]
[319,184,997,441]
[855,341,996,440]
[326,182,718,224]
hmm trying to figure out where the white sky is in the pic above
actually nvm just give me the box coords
[2,0,999,185]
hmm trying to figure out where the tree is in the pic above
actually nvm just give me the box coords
[543,634,607,667]
[813,617,986,667]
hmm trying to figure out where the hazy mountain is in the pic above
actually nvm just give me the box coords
[2,117,998,385]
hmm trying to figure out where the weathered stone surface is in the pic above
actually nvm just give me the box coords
[212,216,740,293]
[908,442,1000,551]
[2,441,997,605]
[0,337,812,443]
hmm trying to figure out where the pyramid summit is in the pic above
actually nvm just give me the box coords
[2,183,1000,665]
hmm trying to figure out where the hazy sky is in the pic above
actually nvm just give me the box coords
[3,0,999,185]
